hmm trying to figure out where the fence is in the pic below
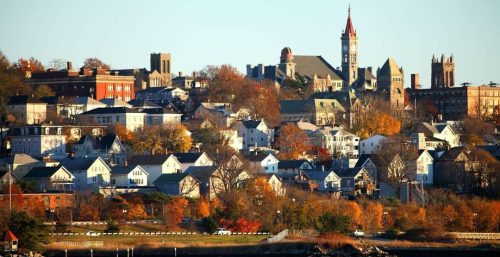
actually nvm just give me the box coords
[53,241,104,247]
[266,229,288,243]
[447,232,500,240]
[49,232,271,237]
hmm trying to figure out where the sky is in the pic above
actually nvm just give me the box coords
[1,0,499,88]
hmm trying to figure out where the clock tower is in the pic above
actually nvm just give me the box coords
[341,6,358,87]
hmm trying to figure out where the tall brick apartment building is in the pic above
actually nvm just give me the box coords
[407,85,500,119]
[27,62,135,101]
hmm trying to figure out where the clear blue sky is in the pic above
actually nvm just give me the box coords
[1,0,499,88]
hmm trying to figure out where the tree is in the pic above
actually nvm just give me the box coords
[458,118,495,146]
[48,59,67,70]
[161,124,192,153]
[277,124,311,160]
[353,109,401,138]
[7,211,49,253]
[363,202,383,232]
[83,57,110,69]
[32,84,55,99]
[0,51,32,112]
[142,192,171,218]
[132,126,163,155]
[163,197,188,228]
[110,123,133,143]
[316,213,352,234]
[15,57,45,76]
[105,220,120,233]
[195,198,211,218]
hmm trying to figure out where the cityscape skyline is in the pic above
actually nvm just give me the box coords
[1,0,499,88]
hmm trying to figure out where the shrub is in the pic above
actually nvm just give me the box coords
[317,213,351,234]
[104,220,120,233]
[202,216,218,234]
[404,227,448,242]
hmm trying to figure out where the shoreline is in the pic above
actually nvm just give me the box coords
[43,240,500,257]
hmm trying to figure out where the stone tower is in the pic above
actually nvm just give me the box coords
[377,58,404,111]
[150,53,172,86]
[431,54,454,88]
[278,47,296,78]
[341,6,358,87]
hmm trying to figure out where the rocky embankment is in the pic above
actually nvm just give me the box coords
[312,244,395,257]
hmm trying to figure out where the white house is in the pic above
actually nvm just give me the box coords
[42,96,107,119]
[59,156,111,191]
[110,165,149,187]
[72,134,127,165]
[23,166,74,192]
[278,159,313,174]
[359,135,388,155]
[154,173,200,198]
[128,154,182,186]
[79,107,146,132]
[10,125,66,158]
[311,126,360,157]
[6,95,47,125]
[135,87,189,105]
[412,122,461,149]
[4,154,45,179]
[246,152,279,173]
[220,128,244,151]
[304,170,342,192]
[172,152,213,172]
[143,108,182,126]
[99,98,132,108]
[413,150,434,185]
[235,119,275,148]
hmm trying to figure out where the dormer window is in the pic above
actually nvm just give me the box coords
[45,128,50,135]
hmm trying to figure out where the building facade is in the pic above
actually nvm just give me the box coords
[10,125,66,157]
[431,54,455,89]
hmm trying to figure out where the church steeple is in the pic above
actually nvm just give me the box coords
[341,6,358,87]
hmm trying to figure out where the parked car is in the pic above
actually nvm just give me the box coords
[214,228,231,235]
[85,231,98,236]
[353,230,365,237]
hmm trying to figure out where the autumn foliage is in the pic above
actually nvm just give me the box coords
[277,124,311,160]
[354,111,401,138]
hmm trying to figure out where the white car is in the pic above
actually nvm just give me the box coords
[353,230,365,237]
[85,231,98,237]
[214,228,231,235]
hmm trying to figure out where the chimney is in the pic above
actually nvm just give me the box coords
[367,66,372,73]
[179,71,183,77]
[67,61,73,70]
[437,113,443,122]
[411,74,420,90]
[124,160,128,167]
[192,71,196,77]
[321,165,325,172]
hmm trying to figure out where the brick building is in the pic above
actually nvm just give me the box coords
[27,62,135,101]
[407,85,500,119]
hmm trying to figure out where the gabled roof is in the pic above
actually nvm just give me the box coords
[4,230,18,241]
[128,99,161,108]
[294,55,343,81]
[128,154,174,166]
[278,159,311,169]
[154,173,197,184]
[141,107,180,115]
[94,135,119,150]
[307,91,358,108]
[185,166,219,182]
[100,98,132,108]
[354,154,372,167]
[242,120,263,129]
[4,153,41,165]
[304,170,337,181]
[335,167,365,178]
[81,107,144,115]
[478,144,500,160]
[279,100,310,114]
[111,165,148,175]
[0,170,17,180]
[246,152,277,162]
[24,166,69,179]
[59,157,107,171]
[172,153,206,163]
[435,147,469,161]
[7,95,45,105]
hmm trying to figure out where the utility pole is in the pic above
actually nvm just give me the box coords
[8,163,12,212]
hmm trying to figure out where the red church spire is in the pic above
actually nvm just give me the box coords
[343,5,356,37]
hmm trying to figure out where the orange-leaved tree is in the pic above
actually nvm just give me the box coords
[277,124,311,160]
[161,124,192,153]
[164,197,189,228]
[195,198,211,219]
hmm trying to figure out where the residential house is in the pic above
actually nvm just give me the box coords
[0,170,16,185]
[10,125,66,158]
[254,173,286,196]
[194,102,239,127]
[6,95,47,124]
[143,108,182,126]
[3,154,45,179]
[79,107,145,132]
[23,166,74,192]
[59,157,111,191]
[278,159,313,174]
[413,150,434,185]
[154,173,200,198]
[172,72,208,89]
[412,122,461,149]
[172,152,213,172]
[304,170,342,192]
[246,152,279,173]
[311,126,360,157]
[110,165,149,187]
[135,87,188,105]
[99,98,132,108]
[235,119,275,148]
[433,147,475,193]
[41,96,106,120]
[335,167,375,196]
[353,154,378,182]
[359,135,388,155]
[72,134,127,165]
[280,98,347,126]
[185,166,225,199]
[220,128,244,151]
[128,154,182,185]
